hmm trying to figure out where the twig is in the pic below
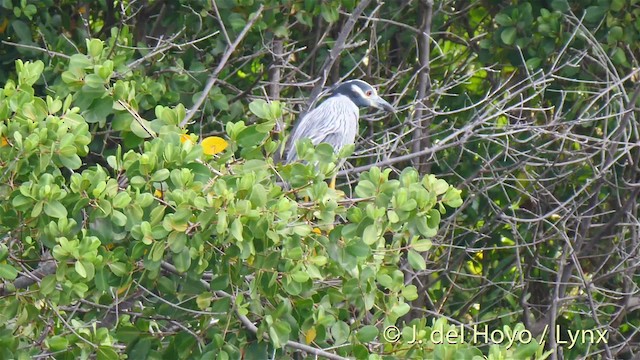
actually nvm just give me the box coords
[410,0,433,173]
[180,5,265,127]
[269,38,284,133]
[305,0,372,108]
[2,40,71,60]
[0,257,57,296]
[210,0,231,46]
[159,261,348,360]
[117,100,156,138]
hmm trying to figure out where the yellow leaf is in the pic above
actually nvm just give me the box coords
[116,282,132,295]
[311,228,322,235]
[180,133,192,144]
[0,18,7,34]
[201,136,228,155]
[305,326,317,344]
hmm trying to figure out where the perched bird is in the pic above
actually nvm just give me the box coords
[284,79,395,165]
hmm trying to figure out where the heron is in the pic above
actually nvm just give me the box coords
[283,79,394,188]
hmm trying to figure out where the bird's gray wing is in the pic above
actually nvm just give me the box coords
[285,97,356,163]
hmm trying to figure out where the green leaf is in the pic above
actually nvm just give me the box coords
[249,99,270,120]
[84,98,113,125]
[173,249,191,272]
[150,242,165,262]
[356,325,378,342]
[320,3,339,23]
[236,125,267,149]
[550,0,569,12]
[0,245,7,262]
[130,117,156,139]
[230,218,243,241]
[44,201,68,219]
[97,346,119,360]
[331,321,350,346]
[584,6,606,23]
[12,194,32,209]
[151,169,170,182]
[84,74,105,88]
[362,224,378,245]
[416,216,437,237]
[427,208,441,229]
[346,240,370,258]
[391,302,410,318]
[87,39,104,58]
[610,0,625,12]
[501,27,517,45]
[0,263,18,280]
[612,47,629,66]
[31,200,43,218]
[69,54,92,70]
[46,336,69,352]
[513,340,542,358]
[402,285,418,301]
[443,187,463,207]
[211,275,229,291]
[95,267,109,291]
[407,249,426,270]
[59,154,82,169]
[11,20,31,42]
[291,270,310,283]
[40,274,57,295]
[495,13,513,26]
[196,293,212,310]
[412,239,432,252]
[112,192,132,208]
[431,178,449,195]
[108,262,128,277]
[526,57,542,70]
[75,261,87,278]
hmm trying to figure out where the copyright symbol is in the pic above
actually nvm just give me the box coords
[383,326,401,343]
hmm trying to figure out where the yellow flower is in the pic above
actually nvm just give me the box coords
[201,136,228,155]
[0,136,8,147]
[180,133,192,144]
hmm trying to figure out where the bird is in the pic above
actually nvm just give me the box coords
[283,80,395,175]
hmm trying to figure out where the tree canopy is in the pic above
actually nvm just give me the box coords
[1,0,639,359]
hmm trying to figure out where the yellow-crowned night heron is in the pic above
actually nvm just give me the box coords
[284,79,394,167]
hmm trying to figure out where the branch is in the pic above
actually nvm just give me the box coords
[0,256,57,296]
[269,38,284,133]
[159,261,347,360]
[305,0,372,108]
[180,5,265,127]
[1,40,71,60]
[409,0,433,173]
[117,100,156,138]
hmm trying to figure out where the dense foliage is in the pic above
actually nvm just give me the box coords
[1,0,639,359]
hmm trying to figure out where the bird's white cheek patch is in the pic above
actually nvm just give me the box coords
[350,84,378,100]
[351,85,366,98]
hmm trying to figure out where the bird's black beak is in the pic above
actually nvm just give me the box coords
[371,96,395,113]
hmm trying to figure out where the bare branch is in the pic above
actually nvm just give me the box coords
[180,5,265,127]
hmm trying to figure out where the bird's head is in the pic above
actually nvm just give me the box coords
[330,80,395,113]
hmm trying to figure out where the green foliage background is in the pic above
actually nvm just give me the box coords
[1,0,639,359]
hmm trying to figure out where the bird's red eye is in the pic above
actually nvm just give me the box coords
[365,90,372,96]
